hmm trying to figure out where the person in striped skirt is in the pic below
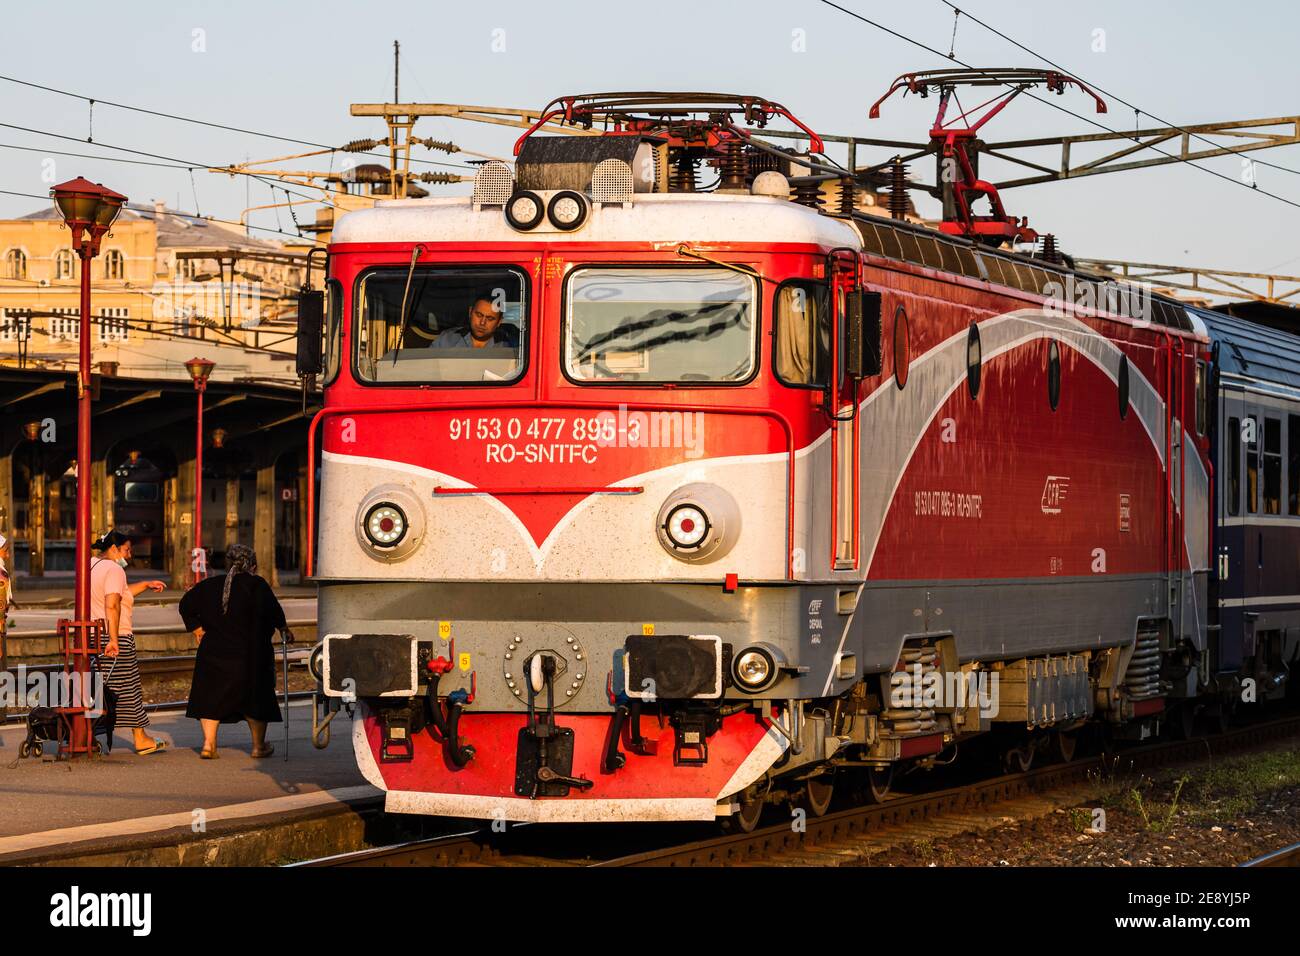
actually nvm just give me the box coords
[91,530,168,754]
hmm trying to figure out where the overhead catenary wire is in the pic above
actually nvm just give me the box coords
[0,120,340,220]
[935,0,1300,181]
[0,72,476,172]
[813,0,1300,213]
[0,187,325,245]
[0,142,192,170]
[0,138,342,233]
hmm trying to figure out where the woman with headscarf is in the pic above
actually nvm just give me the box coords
[91,530,169,754]
[179,543,287,758]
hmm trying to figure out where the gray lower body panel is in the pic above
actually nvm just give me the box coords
[316,573,1166,709]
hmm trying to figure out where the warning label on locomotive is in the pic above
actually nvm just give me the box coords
[914,490,983,519]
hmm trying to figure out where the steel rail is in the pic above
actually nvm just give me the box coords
[1241,840,1300,868]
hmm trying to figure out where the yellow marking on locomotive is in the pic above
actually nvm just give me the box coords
[438,621,451,641]
[642,623,655,636]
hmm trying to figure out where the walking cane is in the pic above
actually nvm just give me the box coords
[280,626,292,761]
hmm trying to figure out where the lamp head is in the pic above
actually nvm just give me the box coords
[184,356,216,388]
[51,177,127,254]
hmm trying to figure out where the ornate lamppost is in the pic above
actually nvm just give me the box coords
[184,357,215,582]
[50,177,125,757]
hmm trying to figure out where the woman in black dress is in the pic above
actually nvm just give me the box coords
[180,544,287,758]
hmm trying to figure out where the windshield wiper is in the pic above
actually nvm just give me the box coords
[391,244,425,365]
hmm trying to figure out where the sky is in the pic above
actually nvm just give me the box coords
[0,0,1296,276]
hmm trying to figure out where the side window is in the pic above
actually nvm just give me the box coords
[774,281,830,387]
[1264,417,1282,515]
[966,322,982,399]
[1228,417,1241,516]
[1289,415,1300,516]
[1118,354,1130,420]
[1246,415,1259,514]
[893,305,910,390]
[1047,340,1061,411]
[323,278,342,385]
[103,249,125,280]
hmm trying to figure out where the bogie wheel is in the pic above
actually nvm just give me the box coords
[799,774,835,818]
[861,765,893,804]
[1003,745,1033,774]
[1051,730,1078,763]
[852,764,894,806]
[721,796,764,834]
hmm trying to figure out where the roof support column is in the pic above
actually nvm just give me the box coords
[254,458,278,588]
[167,451,196,590]
[27,469,45,577]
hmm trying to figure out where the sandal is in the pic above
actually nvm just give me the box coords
[251,743,275,759]
[200,748,219,759]
[135,739,167,756]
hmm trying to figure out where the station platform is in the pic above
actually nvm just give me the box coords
[0,701,382,866]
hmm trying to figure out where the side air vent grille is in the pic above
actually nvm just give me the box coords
[471,160,515,207]
[591,158,634,204]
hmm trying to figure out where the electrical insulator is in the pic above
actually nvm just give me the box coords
[415,138,461,154]
[341,138,388,152]
[344,169,388,183]
[414,172,463,185]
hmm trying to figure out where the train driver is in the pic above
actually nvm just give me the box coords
[432,292,519,350]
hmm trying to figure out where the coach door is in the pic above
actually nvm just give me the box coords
[828,251,878,572]
[1168,338,1186,639]
[1218,384,1249,670]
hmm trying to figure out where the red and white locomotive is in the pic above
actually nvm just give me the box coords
[300,92,1250,829]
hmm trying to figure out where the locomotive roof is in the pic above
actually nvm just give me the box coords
[1188,305,1300,395]
[331,192,1199,335]
[331,194,861,248]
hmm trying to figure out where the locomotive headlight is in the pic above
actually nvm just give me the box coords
[364,503,407,548]
[732,645,779,692]
[505,190,545,231]
[664,504,710,550]
[547,190,589,231]
[655,483,742,565]
[354,484,424,563]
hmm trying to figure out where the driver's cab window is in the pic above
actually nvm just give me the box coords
[355,267,526,384]
[775,281,830,387]
[323,278,342,385]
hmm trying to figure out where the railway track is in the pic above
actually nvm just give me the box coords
[1241,840,1300,867]
[299,713,1300,868]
